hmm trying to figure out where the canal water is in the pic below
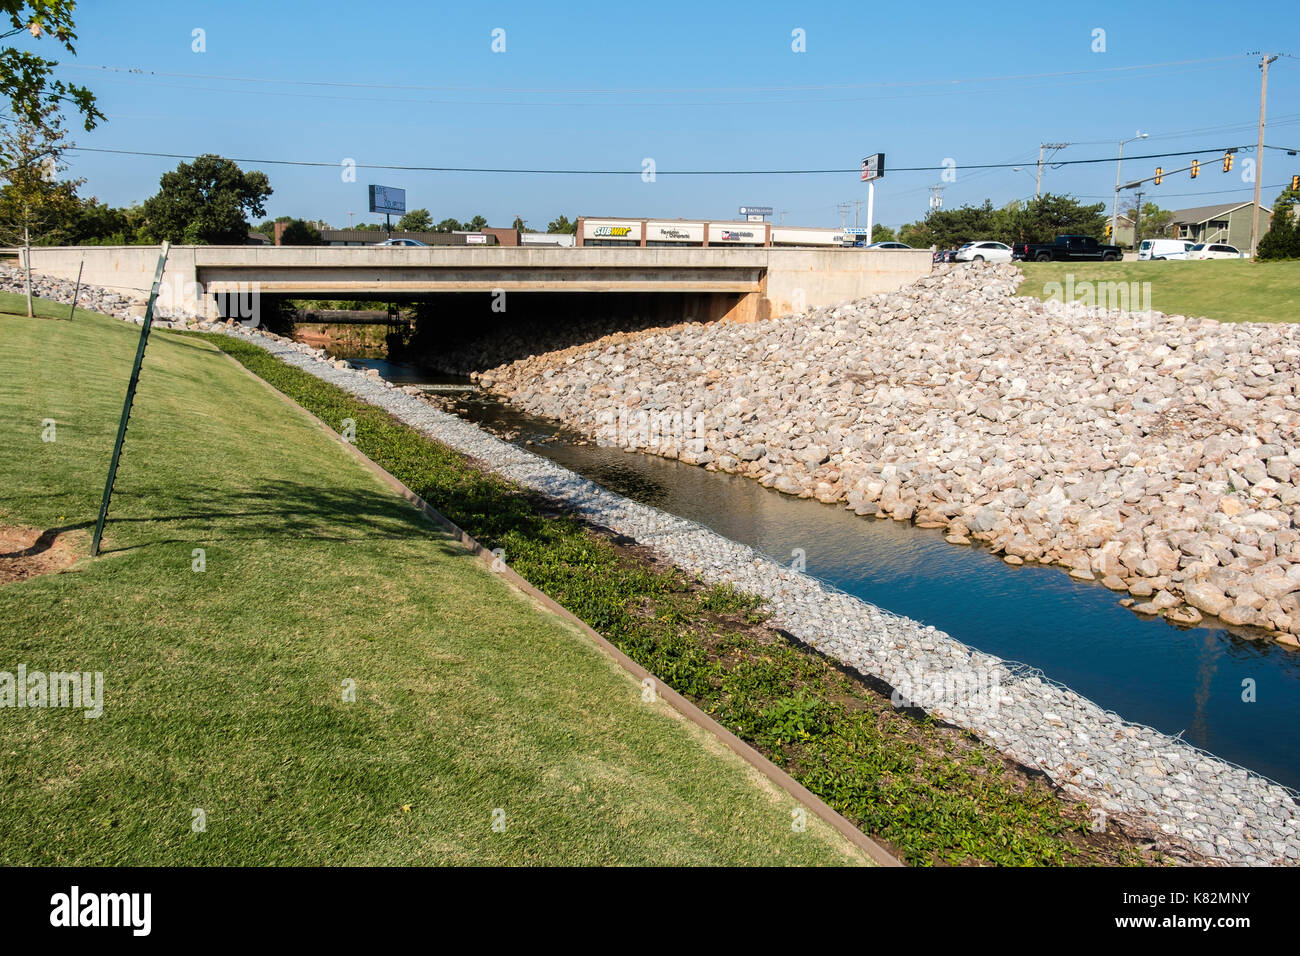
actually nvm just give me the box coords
[349,354,1300,790]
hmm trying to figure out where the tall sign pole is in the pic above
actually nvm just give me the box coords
[1251,53,1278,258]
[866,181,875,245]
[860,152,884,243]
[91,242,171,557]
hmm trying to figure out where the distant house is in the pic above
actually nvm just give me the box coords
[1111,213,1136,247]
[1168,202,1272,249]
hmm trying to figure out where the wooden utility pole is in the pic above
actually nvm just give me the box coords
[1251,54,1278,258]
[1036,143,1069,200]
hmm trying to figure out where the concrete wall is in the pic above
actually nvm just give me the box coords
[18,245,205,315]
[19,244,932,321]
[761,248,931,317]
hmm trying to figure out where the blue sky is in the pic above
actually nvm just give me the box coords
[29,0,1300,230]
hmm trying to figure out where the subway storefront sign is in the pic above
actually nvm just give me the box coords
[582,219,642,243]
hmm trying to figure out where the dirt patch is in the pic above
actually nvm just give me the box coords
[0,526,83,585]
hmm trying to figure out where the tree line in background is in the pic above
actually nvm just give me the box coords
[896,194,1110,250]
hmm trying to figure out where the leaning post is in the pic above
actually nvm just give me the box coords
[66,258,84,321]
[90,242,171,557]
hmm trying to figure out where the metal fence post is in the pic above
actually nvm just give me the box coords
[90,242,171,557]
[66,258,84,321]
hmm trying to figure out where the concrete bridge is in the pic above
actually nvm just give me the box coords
[19,244,932,323]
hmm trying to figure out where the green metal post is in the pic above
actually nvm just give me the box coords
[90,242,171,557]
[66,259,84,321]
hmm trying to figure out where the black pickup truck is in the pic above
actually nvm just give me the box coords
[1012,234,1123,262]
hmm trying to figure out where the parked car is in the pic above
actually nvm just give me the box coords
[954,240,1013,263]
[863,241,913,250]
[1187,242,1246,260]
[1012,235,1123,262]
[1138,239,1195,260]
[933,248,958,263]
[374,238,427,247]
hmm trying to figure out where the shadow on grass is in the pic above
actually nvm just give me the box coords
[2,480,471,559]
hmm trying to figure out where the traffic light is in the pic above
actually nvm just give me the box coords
[1292,174,1300,191]
[1223,151,1234,173]
[1154,167,1163,185]
[1105,224,1113,240]
[1190,159,1200,179]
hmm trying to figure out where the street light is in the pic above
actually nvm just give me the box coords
[1112,131,1148,243]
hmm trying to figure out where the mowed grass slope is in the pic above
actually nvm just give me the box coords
[0,308,868,866]
[1018,259,1300,324]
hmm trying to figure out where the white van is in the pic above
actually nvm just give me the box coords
[1138,238,1195,260]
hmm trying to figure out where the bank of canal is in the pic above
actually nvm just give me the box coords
[346,355,1300,792]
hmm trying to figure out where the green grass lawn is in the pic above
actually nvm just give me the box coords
[1017,259,1300,324]
[0,306,870,866]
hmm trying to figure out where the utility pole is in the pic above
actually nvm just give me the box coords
[1112,132,1148,244]
[779,209,788,225]
[928,184,945,211]
[836,202,851,229]
[1251,53,1279,258]
[1036,143,1070,200]
[852,199,865,226]
[1132,189,1144,249]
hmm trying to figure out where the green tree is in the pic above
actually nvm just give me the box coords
[870,223,896,243]
[433,217,461,233]
[897,220,930,248]
[1122,201,1173,242]
[139,154,272,244]
[66,196,131,244]
[0,109,79,316]
[905,199,998,249]
[1001,193,1107,244]
[278,218,322,245]
[465,214,487,231]
[547,214,576,234]
[0,1,102,151]
[1256,185,1300,261]
[397,208,432,232]
[511,215,535,233]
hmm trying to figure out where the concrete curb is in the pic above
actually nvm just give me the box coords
[218,349,902,867]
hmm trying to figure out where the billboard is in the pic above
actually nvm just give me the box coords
[368,185,406,216]
[860,153,885,182]
[738,206,772,217]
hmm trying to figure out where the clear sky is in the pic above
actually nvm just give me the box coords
[27,0,1300,230]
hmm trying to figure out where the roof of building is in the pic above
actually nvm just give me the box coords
[1170,201,1269,224]
[318,229,500,245]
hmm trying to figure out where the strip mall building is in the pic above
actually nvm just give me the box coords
[575,217,852,248]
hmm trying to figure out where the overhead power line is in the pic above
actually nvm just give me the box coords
[63,56,1247,97]
[65,144,1261,176]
